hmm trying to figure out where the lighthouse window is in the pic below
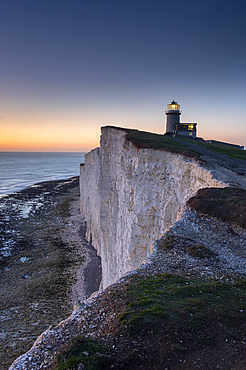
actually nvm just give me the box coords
[188,125,194,130]
[168,104,180,111]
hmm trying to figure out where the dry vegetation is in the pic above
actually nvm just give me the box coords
[188,187,246,228]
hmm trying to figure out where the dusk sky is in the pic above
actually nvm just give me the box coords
[0,0,246,152]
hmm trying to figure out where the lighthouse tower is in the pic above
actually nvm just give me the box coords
[165,100,181,134]
[165,100,197,138]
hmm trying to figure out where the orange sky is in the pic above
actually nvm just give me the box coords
[1,111,246,152]
[0,117,101,152]
[0,1,245,152]
[1,85,245,152]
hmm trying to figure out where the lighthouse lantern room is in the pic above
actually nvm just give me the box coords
[165,100,181,133]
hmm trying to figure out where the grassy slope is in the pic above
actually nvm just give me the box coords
[57,186,246,369]
[178,136,246,160]
[105,126,246,161]
[188,187,246,228]
[119,273,246,347]
[56,128,246,369]
[105,126,200,159]
[57,273,246,370]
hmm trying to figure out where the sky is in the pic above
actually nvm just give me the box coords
[0,0,246,152]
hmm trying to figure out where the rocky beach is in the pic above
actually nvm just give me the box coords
[0,177,101,369]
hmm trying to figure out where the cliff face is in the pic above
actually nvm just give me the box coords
[9,127,246,370]
[80,127,226,288]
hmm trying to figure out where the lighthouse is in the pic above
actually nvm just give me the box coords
[165,100,197,138]
[165,100,181,134]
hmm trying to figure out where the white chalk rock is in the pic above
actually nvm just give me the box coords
[80,127,226,288]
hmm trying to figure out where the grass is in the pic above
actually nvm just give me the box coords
[119,273,246,347]
[54,272,246,368]
[105,126,201,158]
[179,136,246,160]
[188,187,246,228]
[206,144,246,160]
[106,125,246,161]
[159,234,218,259]
[56,337,111,370]
[202,143,246,160]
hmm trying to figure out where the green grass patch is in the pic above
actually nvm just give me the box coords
[56,337,111,370]
[126,129,200,158]
[119,274,246,346]
[179,137,246,160]
[106,125,246,161]
[105,126,201,158]
[203,143,246,160]
[106,126,246,161]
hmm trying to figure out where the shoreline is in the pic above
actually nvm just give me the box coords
[0,177,101,369]
[7,181,246,370]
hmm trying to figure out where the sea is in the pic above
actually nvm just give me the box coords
[0,152,85,198]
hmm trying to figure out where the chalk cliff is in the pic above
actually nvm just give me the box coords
[10,126,246,370]
[80,126,226,288]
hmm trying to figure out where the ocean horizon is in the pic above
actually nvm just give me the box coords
[0,151,85,198]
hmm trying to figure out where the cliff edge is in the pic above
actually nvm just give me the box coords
[9,126,246,370]
[80,126,244,288]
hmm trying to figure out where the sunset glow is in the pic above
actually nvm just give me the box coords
[0,1,245,152]
[0,118,100,151]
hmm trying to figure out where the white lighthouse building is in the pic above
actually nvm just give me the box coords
[165,100,197,138]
